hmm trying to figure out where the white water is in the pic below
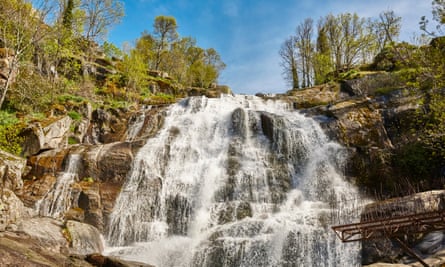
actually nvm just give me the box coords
[105,95,361,267]
[36,154,81,218]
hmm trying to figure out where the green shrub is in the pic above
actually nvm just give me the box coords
[82,177,94,183]
[0,111,19,125]
[57,94,85,104]
[0,123,25,155]
[68,136,79,145]
[67,111,82,121]
[145,93,176,105]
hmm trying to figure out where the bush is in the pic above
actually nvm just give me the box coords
[67,111,82,121]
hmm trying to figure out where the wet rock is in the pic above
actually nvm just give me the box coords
[72,181,104,231]
[86,253,155,267]
[231,108,247,139]
[21,116,72,157]
[82,142,136,184]
[18,174,57,207]
[66,220,103,255]
[25,149,69,179]
[166,194,192,235]
[215,201,252,224]
[86,107,132,144]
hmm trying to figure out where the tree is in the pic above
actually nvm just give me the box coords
[153,15,178,70]
[62,0,75,35]
[117,42,149,94]
[80,0,124,42]
[376,10,401,49]
[313,25,333,85]
[420,0,445,36]
[279,36,299,89]
[295,18,314,87]
[0,0,56,109]
[320,13,374,75]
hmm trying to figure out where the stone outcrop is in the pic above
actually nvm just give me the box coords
[0,228,149,267]
[0,189,32,231]
[285,83,346,108]
[17,217,68,254]
[0,231,92,267]
[66,220,103,255]
[21,116,72,157]
[0,149,27,192]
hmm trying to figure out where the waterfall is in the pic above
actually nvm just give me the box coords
[36,154,81,218]
[105,95,360,267]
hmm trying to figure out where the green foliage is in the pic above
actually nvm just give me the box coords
[416,89,445,160]
[67,111,82,121]
[0,111,24,155]
[0,110,19,125]
[392,142,438,181]
[82,177,94,183]
[101,41,123,60]
[57,94,85,104]
[145,93,176,105]
[68,136,79,145]
[338,69,361,80]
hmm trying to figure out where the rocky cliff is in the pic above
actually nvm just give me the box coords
[0,73,444,266]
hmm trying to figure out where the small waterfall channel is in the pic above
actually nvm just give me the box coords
[104,94,360,266]
[36,153,81,218]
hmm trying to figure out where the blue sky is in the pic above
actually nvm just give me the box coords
[108,0,432,95]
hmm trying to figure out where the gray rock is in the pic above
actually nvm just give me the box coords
[66,220,104,255]
[22,116,72,157]
[0,189,32,231]
[17,217,68,253]
[0,149,26,192]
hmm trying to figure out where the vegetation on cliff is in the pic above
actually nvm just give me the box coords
[280,1,445,197]
[0,0,227,155]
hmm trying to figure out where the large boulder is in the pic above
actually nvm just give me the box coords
[341,72,404,97]
[0,231,94,267]
[17,217,69,254]
[25,148,69,179]
[19,174,57,207]
[21,116,72,157]
[71,181,104,231]
[0,149,26,191]
[285,83,344,108]
[66,220,103,255]
[82,141,137,184]
[0,189,32,231]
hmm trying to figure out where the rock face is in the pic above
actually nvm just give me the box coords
[294,85,442,196]
[21,116,72,157]
[17,217,69,254]
[0,231,93,267]
[66,220,103,255]
[0,189,32,231]
[0,149,27,191]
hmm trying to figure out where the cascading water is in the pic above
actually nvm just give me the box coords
[36,154,81,218]
[105,95,360,267]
